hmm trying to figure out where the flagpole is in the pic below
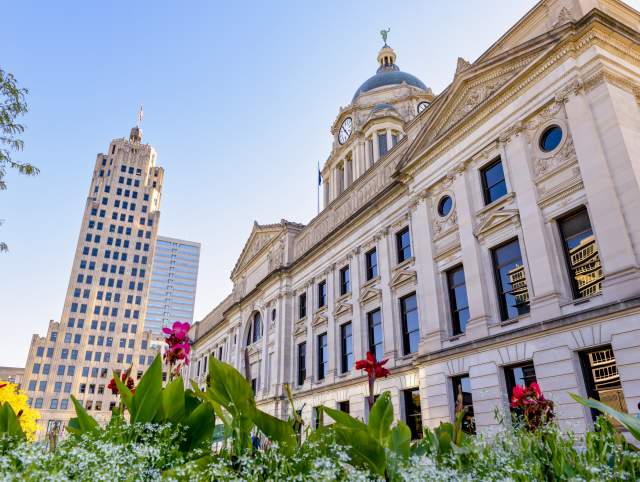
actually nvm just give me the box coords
[317,161,320,215]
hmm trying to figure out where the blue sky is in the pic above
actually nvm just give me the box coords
[2,1,637,367]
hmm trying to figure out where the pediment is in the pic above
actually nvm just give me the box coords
[231,222,283,279]
[294,321,307,337]
[474,208,520,239]
[334,301,353,317]
[312,311,328,327]
[359,286,381,305]
[390,268,417,289]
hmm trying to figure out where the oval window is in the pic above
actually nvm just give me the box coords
[438,195,453,217]
[539,125,563,152]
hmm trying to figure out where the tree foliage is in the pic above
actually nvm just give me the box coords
[0,68,38,252]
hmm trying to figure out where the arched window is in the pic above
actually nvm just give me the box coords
[246,312,263,345]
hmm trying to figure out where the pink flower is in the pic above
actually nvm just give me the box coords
[355,352,389,378]
[164,342,191,366]
[162,321,191,341]
[530,382,544,400]
[511,384,525,407]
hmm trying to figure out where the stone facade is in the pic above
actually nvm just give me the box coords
[190,0,640,438]
[22,128,164,436]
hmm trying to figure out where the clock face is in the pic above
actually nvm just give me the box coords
[417,101,429,114]
[338,117,353,145]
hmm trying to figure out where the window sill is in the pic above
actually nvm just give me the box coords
[448,333,465,342]
[394,257,415,271]
[362,276,381,289]
[499,313,530,327]
[475,192,515,217]
[336,292,351,303]
[559,292,602,308]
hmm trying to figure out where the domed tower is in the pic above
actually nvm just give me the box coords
[322,34,434,208]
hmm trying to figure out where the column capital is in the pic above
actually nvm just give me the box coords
[554,78,584,105]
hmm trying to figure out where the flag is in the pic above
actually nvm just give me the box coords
[318,162,322,186]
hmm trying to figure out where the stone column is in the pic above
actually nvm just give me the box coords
[453,170,490,337]
[499,127,562,318]
[377,227,398,360]
[350,248,364,360]
[326,265,337,383]
[305,282,313,384]
[409,194,444,353]
[562,83,640,300]
[373,132,380,163]
[386,129,393,154]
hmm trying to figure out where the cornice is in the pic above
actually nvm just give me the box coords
[398,12,640,180]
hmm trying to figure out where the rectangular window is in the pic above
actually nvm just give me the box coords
[579,345,626,422]
[558,208,603,299]
[451,375,475,434]
[403,388,423,440]
[491,239,530,321]
[396,227,412,263]
[340,322,353,374]
[317,333,328,380]
[481,158,507,205]
[339,265,350,296]
[365,248,378,281]
[446,265,470,336]
[378,132,388,157]
[298,292,307,319]
[318,281,327,308]
[338,400,350,414]
[504,362,537,414]
[297,342,306,385]
[367,308,383,361]
[400,293,419,355]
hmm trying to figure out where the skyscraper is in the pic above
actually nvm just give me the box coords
[23,126,163,435]
[144,236,200,335]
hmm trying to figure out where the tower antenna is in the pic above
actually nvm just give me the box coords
[136,104,144,129]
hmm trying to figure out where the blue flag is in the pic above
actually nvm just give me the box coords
[318,162,322,186]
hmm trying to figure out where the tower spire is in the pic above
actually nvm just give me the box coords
[130,104,144,143]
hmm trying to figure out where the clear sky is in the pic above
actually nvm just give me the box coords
[2,1,638,367]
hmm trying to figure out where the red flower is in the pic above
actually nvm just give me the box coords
[355,352,389,378]
[530,382,544,400]
[108,372,135,395]
[164,342,191,366]
[511,384,525,407]
[162,321,191,342]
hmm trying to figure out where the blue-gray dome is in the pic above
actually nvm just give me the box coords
[352,69,427,102]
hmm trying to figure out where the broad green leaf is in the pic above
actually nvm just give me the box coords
[388,421,411,460]
[207,355,256,417]
[184,398,215,451]
[131,355,162,423]
[0,403,25,439]
[368,391,393,443]
[161,377,185,423]
[322,405,368,430]
[68,395,99,435]
[570,393,640,442]
[333,426,386,476]
[253,408,296,454]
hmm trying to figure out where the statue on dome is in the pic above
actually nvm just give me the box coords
[380,28,390,46]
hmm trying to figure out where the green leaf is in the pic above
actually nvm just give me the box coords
[207,355,256,417]
[253,408,297,454]
[0,402,25,439]
[388,421,411,460]
[322,405,368,430]
[183,398,215,451]
[368,391,393,443]
[67,395,99,435]
[161,376,186,424]
[130,355,162,423]
[570,393,640,442]
[333,426,386,476]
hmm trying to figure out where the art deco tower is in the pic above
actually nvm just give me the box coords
[23,126,163,434]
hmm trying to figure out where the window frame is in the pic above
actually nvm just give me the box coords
[399,293,419,355]
[395,226,412,263]
[367,308,383,361]
[365,248,378,281]
[297,342,306,386]
[339,265,350,296]
[340,322,353,374]
[317,332,328,380]
[446,265,470,336]
[491,238,530,321]
[298,292,307,319]
[317,280,327,309]
[480,158,508,205]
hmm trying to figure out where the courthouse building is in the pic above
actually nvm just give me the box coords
[22,127,163,433]
[190,0,640,438]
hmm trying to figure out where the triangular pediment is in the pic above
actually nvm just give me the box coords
[312,310,328,327]
[294,321,307,337]
[231,222,283,279]
[359,286,381,305]
[474,209,520,239]
[390,268,417,289]
[334,301,353,317]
